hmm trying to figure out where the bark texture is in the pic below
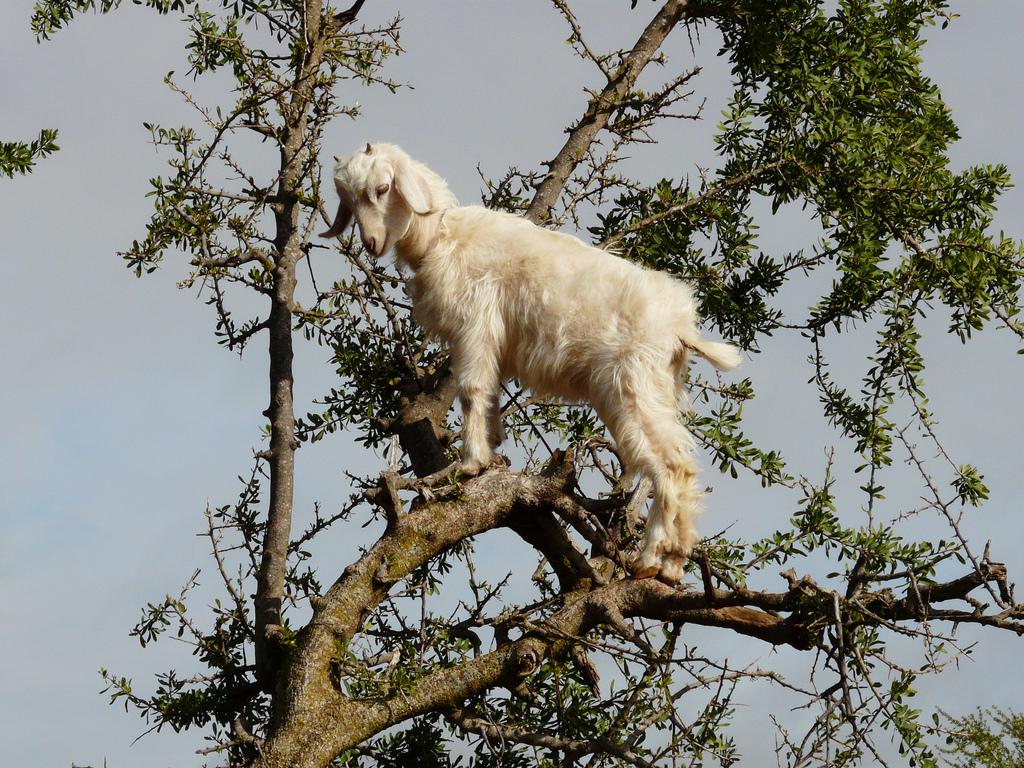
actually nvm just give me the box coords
[254,0,329,689]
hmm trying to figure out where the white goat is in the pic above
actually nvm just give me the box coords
[322,143,740,583]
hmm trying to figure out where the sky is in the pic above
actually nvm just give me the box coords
[1,1,1022,765]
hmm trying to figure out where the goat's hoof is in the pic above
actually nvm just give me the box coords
[459,460,486,478]
[631,565,660,580]
[629,552,661,580]
[467,455,509,475]
[656,554,688,585]
[460,455,505,478]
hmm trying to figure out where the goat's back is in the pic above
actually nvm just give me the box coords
[414,207,700,402]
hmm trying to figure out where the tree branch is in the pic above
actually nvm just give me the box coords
[600,158,794,248]
[331,0,366,28]
[526,0,715,223]
[447,705,655,768]
[254,0,331,689]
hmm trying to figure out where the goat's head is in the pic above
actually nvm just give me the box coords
[320,142,441,257]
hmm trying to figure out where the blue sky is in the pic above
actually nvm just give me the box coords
[1,1,1022,764]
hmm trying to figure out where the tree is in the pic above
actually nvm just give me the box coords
[31,0,1024,766]
[942,708,1024,768]
[0,129,58,178]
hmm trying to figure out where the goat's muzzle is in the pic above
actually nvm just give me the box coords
[363,235,385,256]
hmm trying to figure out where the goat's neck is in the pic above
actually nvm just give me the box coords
[395,210,445,271]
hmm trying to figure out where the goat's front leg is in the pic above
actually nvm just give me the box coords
[454,347,500,476]
[488,398,505,450]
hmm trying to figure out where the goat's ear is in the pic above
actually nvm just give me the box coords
[394,158,433,215]
[319,199,353,238]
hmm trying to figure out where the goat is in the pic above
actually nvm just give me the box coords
[321,142,741,583]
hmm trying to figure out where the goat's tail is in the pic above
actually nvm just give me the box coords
[681,333,742,371]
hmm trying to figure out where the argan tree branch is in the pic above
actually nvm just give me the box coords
[258,524,1016,768]
[255,0,358,689]
[600,158,795,248]
[526,0,717,223]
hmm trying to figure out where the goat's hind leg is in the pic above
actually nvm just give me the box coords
[606,387,702,582]
[633,459,701,582]
[650,447,703,583]
[600,400,675,579]
[656,363,704,583]
[632,495,671,579]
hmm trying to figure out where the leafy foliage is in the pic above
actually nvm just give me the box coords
[0,129,59,178]
[942,708,1024,768]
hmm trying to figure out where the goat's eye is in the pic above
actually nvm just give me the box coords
[376,183,390,197]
